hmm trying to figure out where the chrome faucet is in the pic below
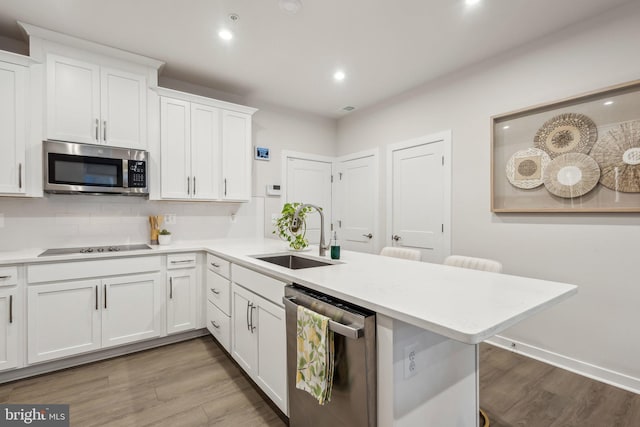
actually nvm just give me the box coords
[290,204,330,257]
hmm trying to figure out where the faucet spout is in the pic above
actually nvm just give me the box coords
[293,204,330,257]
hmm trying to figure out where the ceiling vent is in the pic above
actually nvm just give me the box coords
[342,106,356,112]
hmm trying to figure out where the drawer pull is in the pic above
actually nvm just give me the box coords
[0,275,11,279]
[210,262,220,268]
[210,288,220,295]
[210,320,220,329]
[170,260,193,264]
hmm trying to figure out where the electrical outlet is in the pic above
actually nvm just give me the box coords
[404,343,418,379]
[0,213,4,228]
[164,214,176,225]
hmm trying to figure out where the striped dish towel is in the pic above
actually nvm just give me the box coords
[295,305,335,405]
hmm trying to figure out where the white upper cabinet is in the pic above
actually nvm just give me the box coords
[221,110,252,201]
[156,87,256,202]
[46,54,147,149]
[0,56,28,195]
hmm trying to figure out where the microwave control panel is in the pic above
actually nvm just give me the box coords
[128,161,147,188]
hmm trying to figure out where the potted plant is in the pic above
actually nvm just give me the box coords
[158,229,172,245]
[273,202,312,250]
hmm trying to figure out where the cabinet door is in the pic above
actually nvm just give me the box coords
[167,269,197,335]
[255,295,288,414]
[27,280,102,363]
[46,54,100,144]
[191,103,221,200]
[0,288,18,371]
[231,284,257,374]
[221,110,251,201]
[0,60,27,195]
[101,273,162,348]
[160,97,191,199]
[100,67,147,149]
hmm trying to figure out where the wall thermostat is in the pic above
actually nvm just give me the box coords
[255,146,270,161]
[266,184,281,196]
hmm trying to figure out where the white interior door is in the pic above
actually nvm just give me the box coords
[390,138,447,263]
[335,153,378,253]
[286,157,332,245]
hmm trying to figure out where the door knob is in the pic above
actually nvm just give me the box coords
[362,233,373,239]
[392,235,401,241]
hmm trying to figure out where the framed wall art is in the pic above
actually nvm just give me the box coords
[491,79,640,212]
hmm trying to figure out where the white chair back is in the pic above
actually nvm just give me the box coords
[443,255,502,273]
[380,246,421,261]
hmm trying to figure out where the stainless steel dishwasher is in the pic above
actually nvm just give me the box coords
[283,284,377,427]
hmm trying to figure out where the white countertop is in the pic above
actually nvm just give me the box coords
[0,238,577,344]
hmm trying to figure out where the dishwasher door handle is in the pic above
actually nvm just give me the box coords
[282,296,364,339]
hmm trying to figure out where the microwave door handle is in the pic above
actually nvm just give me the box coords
[123,160,129,188]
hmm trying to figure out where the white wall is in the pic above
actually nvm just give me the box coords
[337,2,640,390]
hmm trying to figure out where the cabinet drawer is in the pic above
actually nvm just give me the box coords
[207,253,230,278]
[207,269,230,315]
[167,253,197,269]
[28,256,161,284]
[0,266,18,287]
[231,264,287,307]
[207,300,230,352]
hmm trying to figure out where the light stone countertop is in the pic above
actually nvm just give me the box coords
[0,238,577,344]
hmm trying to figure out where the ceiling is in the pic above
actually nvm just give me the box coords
[0,0,632,118]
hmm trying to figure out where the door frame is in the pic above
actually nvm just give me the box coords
[385,130,452,260]
[334,148,381,254]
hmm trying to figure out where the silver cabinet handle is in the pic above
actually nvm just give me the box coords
[250,303,256,333]
[282,296,364,339]
[95,118,99,141]
[169,277,173,299]
[103,120,107,142]
[103,284,107,309]
[171,260,193,264]
[193,176,196,196]
[0,275,11,279]
[95,285,98,310]
[210,320,220,329]
[9,295,12,324]
[210,262,220,268]
[246,301,251,331]
[18,163,22,189]
[210,288,220,295]
[392,234,401,241]
[362,233,373,239]
[187,177,191,195]
[224,178,227,196]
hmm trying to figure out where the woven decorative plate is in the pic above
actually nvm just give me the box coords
[533,113,598,158]
[589,120,640,193]
[543,153,600,198]
[505,148,551,189]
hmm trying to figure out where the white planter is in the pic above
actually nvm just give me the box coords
[158,235,172,245]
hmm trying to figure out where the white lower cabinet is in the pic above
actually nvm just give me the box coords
[27,272,162,364]
[231,280,288,415]
[207,300,230,351]
[0,287,20,371]
[102,273,162,348]
[166,269,197,335]
[27,280,102,364]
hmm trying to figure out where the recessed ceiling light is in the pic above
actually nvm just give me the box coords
[503,125,510,130]
[465,0,481,6]
[218,29,233,41]
[279,0,303,14]
[333,70,346,81]
[603,100,614,106]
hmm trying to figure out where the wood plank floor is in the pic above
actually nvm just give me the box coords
[480,343,640,427]
[0,338,638,426]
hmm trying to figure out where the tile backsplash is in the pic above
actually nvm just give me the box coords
[0,195,264,251]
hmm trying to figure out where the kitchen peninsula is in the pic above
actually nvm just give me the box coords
[0,238,576,426]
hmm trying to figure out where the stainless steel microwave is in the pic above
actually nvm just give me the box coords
[43,140,148,195]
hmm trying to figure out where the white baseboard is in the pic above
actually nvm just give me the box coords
[485,335,640,395]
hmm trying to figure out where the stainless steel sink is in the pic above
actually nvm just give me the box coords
[254,254,337,269]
